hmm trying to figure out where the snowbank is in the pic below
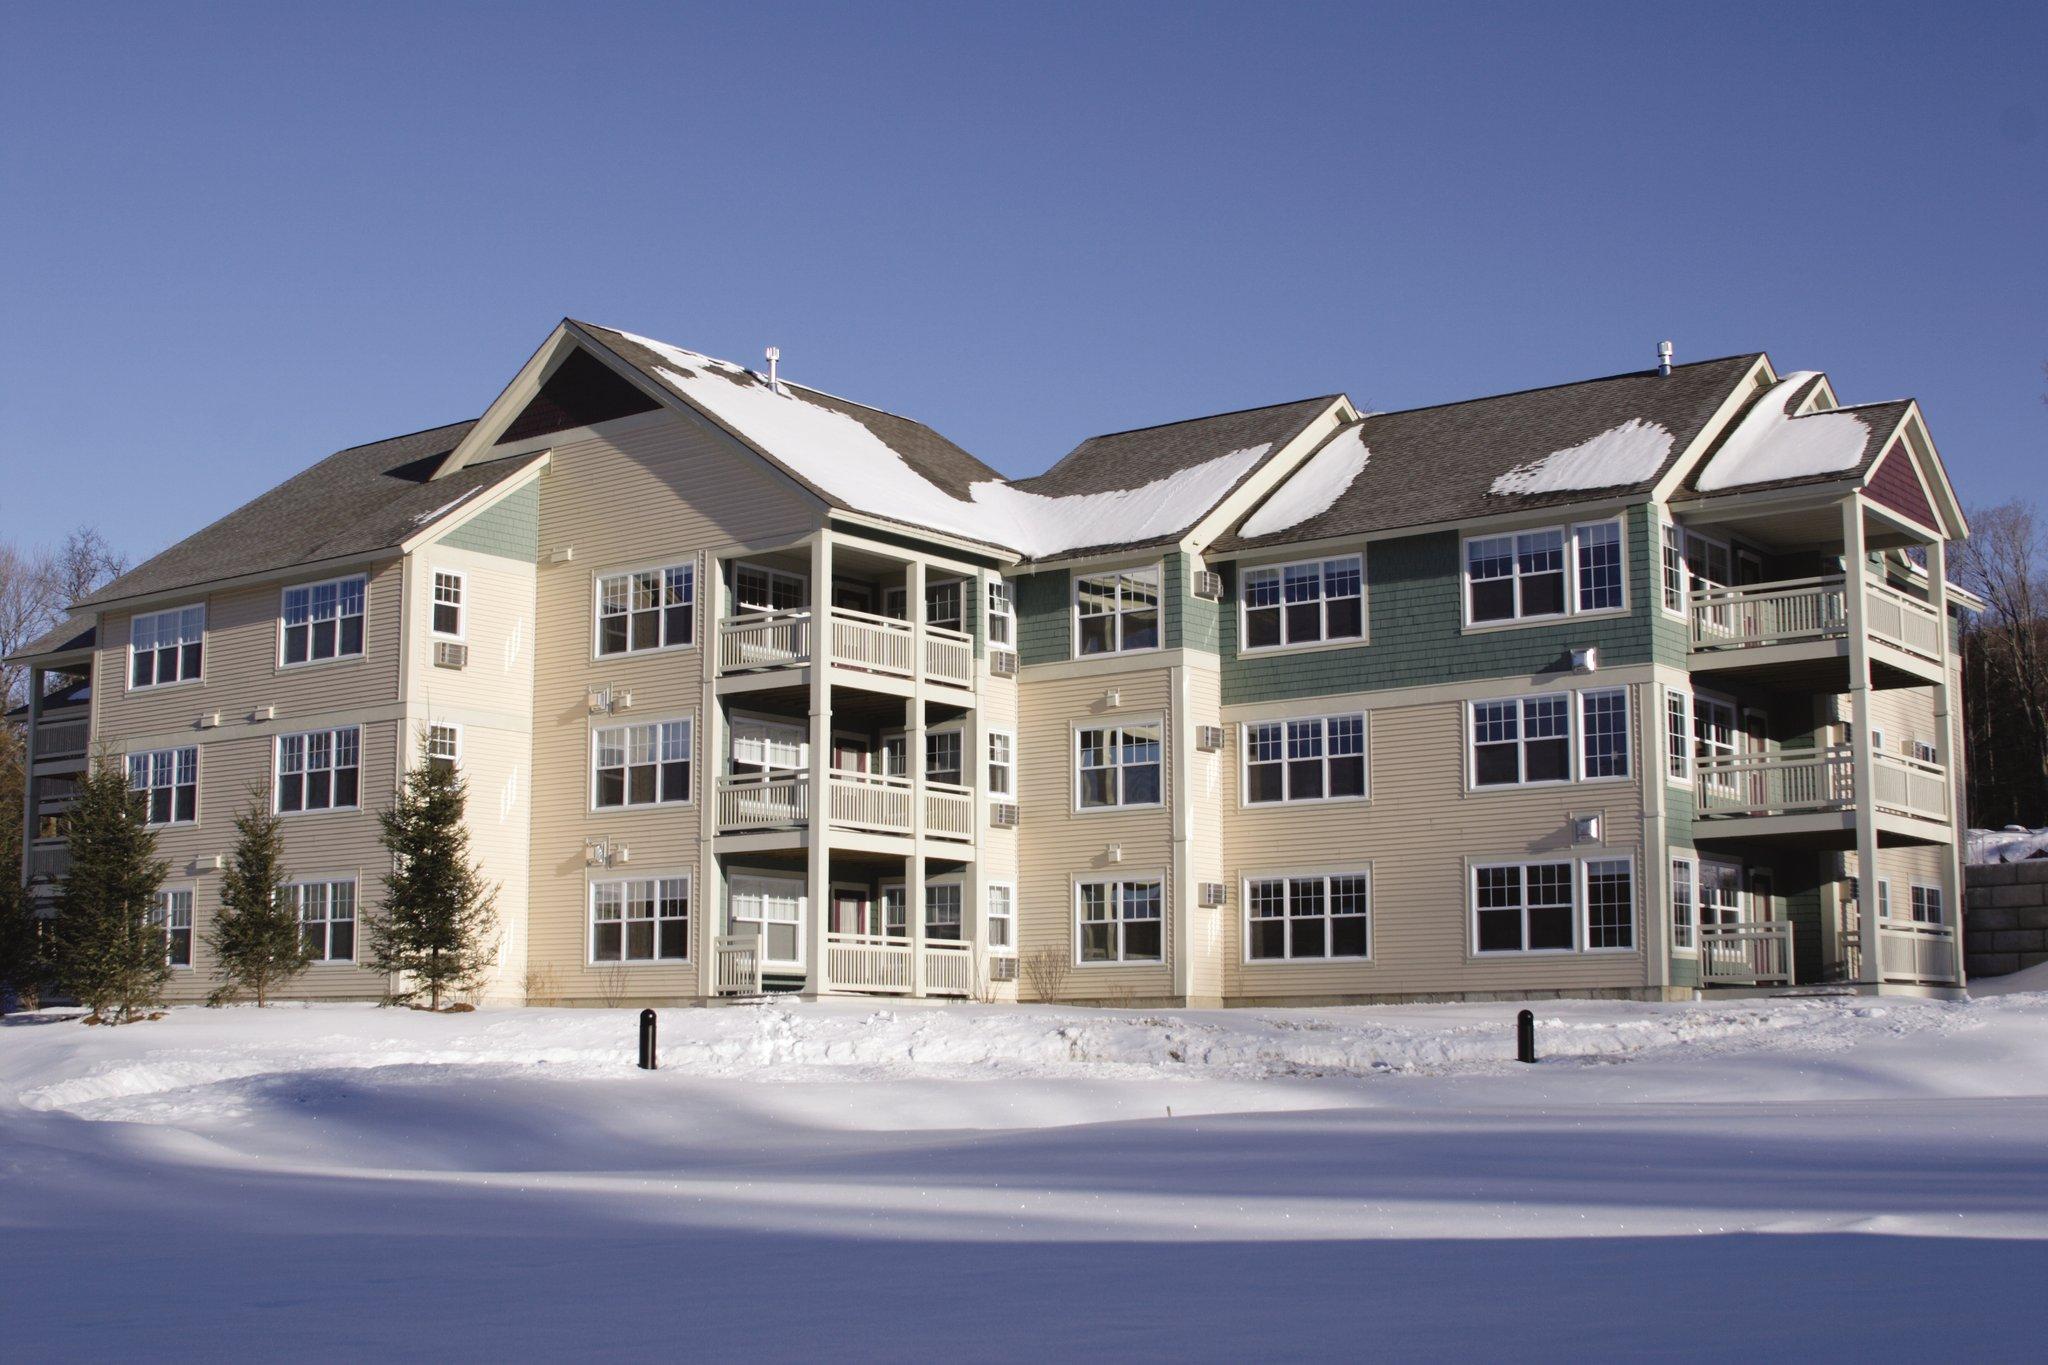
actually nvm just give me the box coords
[1969,826,2048,864]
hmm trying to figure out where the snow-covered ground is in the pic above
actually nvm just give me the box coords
[7,991,2048,1360]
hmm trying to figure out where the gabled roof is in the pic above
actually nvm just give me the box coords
[1681,371,1912,497]
[4,618,96,668]
[75,421,543,609]
[1217,353,1764,552]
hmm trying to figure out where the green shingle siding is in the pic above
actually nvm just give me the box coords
[440,482,539,561]
[1165,553,1218,654]
[1016,568,1071,666]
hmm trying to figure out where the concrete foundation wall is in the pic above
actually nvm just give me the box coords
[1964,860,2048,978]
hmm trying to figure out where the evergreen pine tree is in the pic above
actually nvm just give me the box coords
[0,863,47,1013]
[367,733,497,1009]
[54,753,169,1022]
[207,789,310,1006]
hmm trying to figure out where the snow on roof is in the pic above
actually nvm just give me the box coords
[410,485,483,527]
[621,331,1269,558]
[1693,372,1871,493]
[1969,827,2048,865]
[1488,418,1675,497]
[1239,423,1369,539]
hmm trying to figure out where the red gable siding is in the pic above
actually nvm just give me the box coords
[1866,444,1938,531]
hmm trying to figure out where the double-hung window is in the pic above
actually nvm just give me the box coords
[292,880,356,962]
[594,718,692,808]
[1664,688,1692,783]
[1243,714,1366,803]
[431,571,464,638]
[129,747,198,825]
[925,580,964,632]
[1584,858,1635,950]
[925,730,963,786]
[925,883,963,940]
[1910,884,1944,925]
[1075,567,1160,655]
[597,563,693,655]
[1241,555,1364,649]
[1693,696,1738,797]
[987,884,1015,951]
[988,731,1015,799]
[986,580,1014,648]
[277,728,360,813]
[129,604,204,688]
[1660,521,1685,614]
[281,575,366,664]
[1670,857,1696,950]
[1471,696,1571,786]
[426,724,461,774]
[730,875,803,966]
[1076,722,1162,808]
[1465,519,1625,625]
[1575,520,1623,612]
[1473,861,1576,954]
[734,563,805,613]
[149,888,193,966]
[1076,879,1162,963]
[1578,689,1630,779]
[591,877,690,962]
[1246,872,1370,961]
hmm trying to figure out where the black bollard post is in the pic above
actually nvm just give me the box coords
[638,1008,658,1070]
[1516,1008,1536,1064]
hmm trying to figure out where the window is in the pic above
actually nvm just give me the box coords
[281,575,366,665]
[1660,521,1685,614]
[734,563,805,613]
[1471,696,1570,786]
[1576,521,1623,612]
[1584,858,1635,951]
[1242,555,1364,650]
[880,885,907,938]
[1910,884,1944,926]
[591,877,690,962]
[730,875,803,965]
[1664,689,1692,783]
[1671,857,1696,950]
[926,883,963,940]
[730,716,805,773]
[277,728,360,813]
[925,580,964,632]
[1246,872,1370,961]
[594,719,692,808]
[597,563,693,655]
[1911,739,1939,765]
[1694,696,1737,788]
[149,888,193,967]
[925,730,962,786]
[986,580,1014,647]
[1244,714,1366,803]
[988,731,1015,799]
[1077,879,1162,963]
[1579,689,1630,779]
[1877,879,1893,920]
[1684,534,1731,598]
[129,747,198,825]
[1075,567,1160,655]
[1699,862,1742,929]
[988,884,1015,952]
[431,571,464,638]
[1076,722,1162,808]
[426,724,460,774]
[292,880,356,962]
[129,604,204,688]
[1473,861,1576,954]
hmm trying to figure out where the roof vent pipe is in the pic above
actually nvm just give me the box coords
[1657,341,1674,377]
[765,346,782,393]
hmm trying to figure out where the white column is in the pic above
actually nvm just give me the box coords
[963,597,988,990]
[700,560,723,996]
[1168,659,1194,1003]
[804,531,833,997]
[1928,536,1965,987]
[1641,679,1673,995]
[1842,496,1883,987]
[907,557,928,996]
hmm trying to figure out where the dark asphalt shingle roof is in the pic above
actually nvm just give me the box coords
[1674,394,1913,500]
[4,618,96,666]
[1216,354,1764,552]
[76,421,542,609]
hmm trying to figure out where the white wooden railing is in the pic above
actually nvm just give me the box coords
[713,935,764,996]
[924,781,974,840]
[1871,753,1950,822]
[716,773,810,830]
[1700,922,1794,986]
[924,625,974,687]
[924,940,974,996]
[34,716,90,761]
[1863,580,1944,661]
[1695,747,1854,818]
[827,933,914,993]
[828,770,913,834]
[720,609,812,672]
[830,607,917,676]
[1877,922,1958,984]
[1690,576,1847,650]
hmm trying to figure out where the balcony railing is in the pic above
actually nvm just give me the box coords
[1699,922,1794,986]
[1689,575,1943,664]
[26,842,69,883]
[1694,747,1949,824]
[823,934,977,996]
[716,773,810,830]
[719,608,979,687]
[33,717,90,762]
[828,770,914,834]
[713,935,764,996]
[720,609,813,673]
[1876,922,1958,984]
[924,781,974,840]
[923,626,974,688]
[717,770,975,842]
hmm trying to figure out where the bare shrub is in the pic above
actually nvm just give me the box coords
[596,960,630,1009]
[1021,945,1071,1003]
[524,964,560,1007]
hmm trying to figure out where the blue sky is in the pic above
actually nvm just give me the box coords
[3,2,2042,564]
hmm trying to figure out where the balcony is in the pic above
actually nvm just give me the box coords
[715,770,975,844]
[33,715,90,765]
[1699,922,1794,987]
[1688,577,1946,690]
[26,841,69,884]
[1694,747,1952,847]
[718,607,975,691]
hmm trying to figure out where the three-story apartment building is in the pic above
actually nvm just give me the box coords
[9,322,1975,1004]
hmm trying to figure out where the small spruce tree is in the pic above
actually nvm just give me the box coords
[367,734,497,1009]
[0,868,47,1013]
[54,754,169,1022]
[207,789,311,1006]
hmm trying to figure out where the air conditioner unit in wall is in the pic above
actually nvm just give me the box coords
[992,802,1021,828]
[1196,725,1226,752]
[434,641,469,670]
[988,955,1019,982]
[1194,570,1224,600]
[991,648,1019,677]
[1199,882,1228,908]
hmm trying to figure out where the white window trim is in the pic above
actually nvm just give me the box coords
[731,561,809,614]
[1658,518,1687,620]
[1466,855,1640,959]
[1071,873,1167,967]
[288,876,360,964]
[986,578,1016,649]
[1071,562,1164,658]
[150,885,196,968]
[274,726,362,816]
[591,557,698,662]
[986,881,1017,955]
[1909,882,1945,926]
[589,713,696,812]
[1577,687,1632,784]
[587,871,693,965]
[1238,712,1370,808]
[1669,853,1698,956]
[1239,867,1374,965]
[1877,877,1894,921]
[728,872,807,970]
[987,728,1017,803]
[425,722,463,772]
[1237,552,1367,655]
[1466,693,1576,791]
[924,724,966,785]
[1071,715,1166,815]
[1580,854,1638,955]
[1459,515,1629,633]
[277,573,369,669]
[1664,687,1693,787]
[126,602,207,692]
[430,568,467,641]
[128,745,200,828]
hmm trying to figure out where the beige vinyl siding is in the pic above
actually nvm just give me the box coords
[524,414,820,1003]
[1185,662,1226,1002]
[1850,672,1959,907]
[1016,664,1176,999]
[1221,687,1649,999]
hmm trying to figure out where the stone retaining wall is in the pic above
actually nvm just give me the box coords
[1964,859,2048,978]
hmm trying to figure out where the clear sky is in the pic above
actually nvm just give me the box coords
[3,2,2042,565]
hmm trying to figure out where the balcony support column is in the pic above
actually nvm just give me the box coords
[802,530,834,998]
[1928,537,1965,986]
[907,557,929,997]
[1842,496,1883,987]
